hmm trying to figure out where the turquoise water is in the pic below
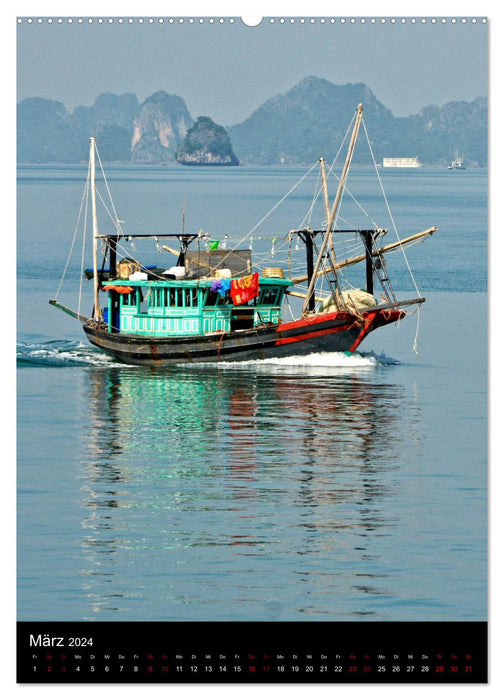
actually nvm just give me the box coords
[17,165,487,621]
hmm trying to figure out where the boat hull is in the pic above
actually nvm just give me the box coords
[83,307,405,366]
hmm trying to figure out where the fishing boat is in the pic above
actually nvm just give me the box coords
[448,151,466,170]
[50,104,435,366]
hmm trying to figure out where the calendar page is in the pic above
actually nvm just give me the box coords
[16,9,488,685]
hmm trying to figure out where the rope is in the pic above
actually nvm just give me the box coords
[300,166,322,230]
[412,304,421,354]
[217,329,227,361]
[205,160,321,275]
[362,118,422,298]
[285,295,296,320]
[54,162,91,301]
[325,159,382,230]
[77,175,90,317]
[327,116,354,173]
[94,143,124,235]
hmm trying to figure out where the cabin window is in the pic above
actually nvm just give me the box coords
[204,290,217,306]
[121,289,137,306]
[145,287,199,309]
[204,289,229,306]
[167,289,179,307]
[139,288,148,313]
[184,289,198,307]
[259,287,280,305]
[162,287,198,308]
[150,288,167,307]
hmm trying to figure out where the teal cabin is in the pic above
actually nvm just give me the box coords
[103,277,292,337]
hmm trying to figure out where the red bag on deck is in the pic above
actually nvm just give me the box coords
[230,273,260,305]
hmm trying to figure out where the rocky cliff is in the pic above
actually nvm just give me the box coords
[17,77,487,166]
[17,90,194,164]
[176,116,239,166]
[131,91,193,163]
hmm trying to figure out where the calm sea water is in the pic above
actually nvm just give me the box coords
[17,164,487,621]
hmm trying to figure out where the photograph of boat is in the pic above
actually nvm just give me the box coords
[50,106,435,366]
[16,14,488,686]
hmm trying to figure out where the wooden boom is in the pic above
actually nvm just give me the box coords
[291,227,437,285]
[49,299,89,323]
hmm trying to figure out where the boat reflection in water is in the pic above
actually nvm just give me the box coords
[78,357,422,620]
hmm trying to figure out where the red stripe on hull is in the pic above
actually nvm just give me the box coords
[275,322,356,346]
[277,311,354,333]
[275,308,406,351]
[348,312,377,352]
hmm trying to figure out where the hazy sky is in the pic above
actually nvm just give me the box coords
[16,15,487,126]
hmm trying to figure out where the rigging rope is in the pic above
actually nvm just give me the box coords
[362,118,421,298]
[413,305,420,353]
[300,166,322,230]
[54,160,91,301]
[78,174,90,316]
[66,119,426,334]
[325,159,382,230]
[405,303,422,354]
[205,160,321,274]
[94,144,124,234]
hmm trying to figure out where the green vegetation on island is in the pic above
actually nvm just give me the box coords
[176,116,239,166]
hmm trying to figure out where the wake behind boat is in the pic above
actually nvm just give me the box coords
[50,104,435,366]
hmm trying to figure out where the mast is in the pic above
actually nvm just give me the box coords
[320,157,331,222]
[295,228,317,312]
[302,104,364,315]
[361,230,375,296]
[319,156,341,284]
[90,137,101,322]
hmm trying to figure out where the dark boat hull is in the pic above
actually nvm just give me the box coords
[83,307,406,366]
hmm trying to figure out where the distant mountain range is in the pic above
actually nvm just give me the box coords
[17,76,487,166]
